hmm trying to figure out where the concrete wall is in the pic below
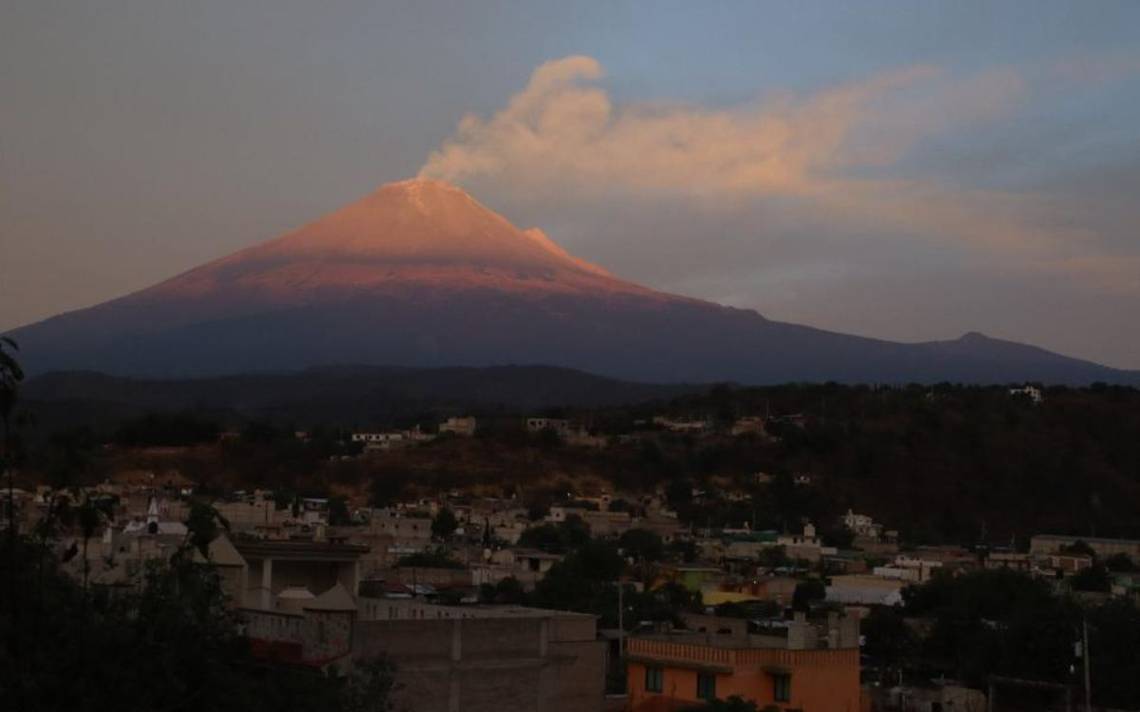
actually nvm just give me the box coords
[353,616,604,712]
[628,646,860,712]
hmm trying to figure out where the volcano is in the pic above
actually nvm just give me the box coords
[8,179,1137,384]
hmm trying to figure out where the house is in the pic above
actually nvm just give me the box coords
[564,428,608,448]
[352,427,434,451]
[729,416,767,437]
[700,575,798,606]
[241,582,359,673]
[472,547,563,589]
[667,566,725,593]
[826,575,905,607]
[777,522,838,563]
[351,509,434,572]
[439,416,477,437]
[580,509,634,536]
[652,416,709,433]
[626,611,861,712]
[231,537,369,610]
[984,552,1033,572]
[873,555,943,583]
[1008,385,1044,404]
[1030,534,1140,561]
[871,682,987,712]
[842,509,882,539]
[525,417,570,433]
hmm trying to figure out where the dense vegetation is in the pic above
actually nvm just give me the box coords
[863,569,1140,709]
[17,382,1140,547]
[0,533,393,712]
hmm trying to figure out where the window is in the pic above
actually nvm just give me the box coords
[696,673,716,700]
[645,667,664,693]
[773,673,791,703]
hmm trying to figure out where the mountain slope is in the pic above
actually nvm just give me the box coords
[20,365,703,432]
[8,179,1137,384]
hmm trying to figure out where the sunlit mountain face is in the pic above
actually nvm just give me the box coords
[8,179,1137,384]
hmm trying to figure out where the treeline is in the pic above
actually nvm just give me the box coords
[0,533,393,712]
[863,568,1140,709]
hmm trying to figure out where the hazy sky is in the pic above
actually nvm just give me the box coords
[4,1,1140,368]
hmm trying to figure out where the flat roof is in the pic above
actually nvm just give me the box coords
[630,632,792,651]
[1032,534,1140,546]
[234,540,370,561]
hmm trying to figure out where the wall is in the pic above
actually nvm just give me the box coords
[353,615,604,712]
[627,641,860,712]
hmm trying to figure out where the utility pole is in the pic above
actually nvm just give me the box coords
[617,580,624,653]
[1083,616,1092,712]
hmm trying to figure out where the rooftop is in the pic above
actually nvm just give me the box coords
[233,539,369,561]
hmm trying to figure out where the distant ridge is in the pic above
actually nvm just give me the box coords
[21,365,704,429]
[8,178,1138,385]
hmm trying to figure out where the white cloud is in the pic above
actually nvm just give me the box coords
[418,55,1140,366]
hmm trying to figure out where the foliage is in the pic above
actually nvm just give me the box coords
[533,539,625,619]
[431,507,459,540]
[396,547,464,569]
[898,569,1140,707]
[478,577,527,605]
[757,545,791,570]
[338,657,397,712]
[1105,553,1136,572]
[328,496,352,526]
[1069,564,1111,593]
[185,500,230,557]
[791,578,827,611]
[713,599,782,621]
[517,516,591,554]
[619,528,665,562]
[861,605,919,674]
[369,471,412,508]
[114,411,221,447]
[0,534,385,712]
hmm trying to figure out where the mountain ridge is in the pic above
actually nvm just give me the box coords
[7,178,1138,385]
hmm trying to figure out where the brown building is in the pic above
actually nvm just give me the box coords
[354,599,605,712]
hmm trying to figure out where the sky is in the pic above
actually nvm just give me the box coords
[3,1,1140,368]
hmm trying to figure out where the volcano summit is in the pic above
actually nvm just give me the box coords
[8,179,1137,384]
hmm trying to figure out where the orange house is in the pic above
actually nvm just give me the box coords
[626,615,861,712]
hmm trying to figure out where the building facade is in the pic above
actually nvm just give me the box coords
[626,614,861,712]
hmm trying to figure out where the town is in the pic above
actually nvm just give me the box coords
[5,375,1140,712]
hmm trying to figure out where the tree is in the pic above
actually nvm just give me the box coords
[328,496,352,526]
[480,576,527,605]
[185,501,230,557]
[619,528,664,563]
[1105,553,1136,572]
[432,507,458,540]
[820,524,855,549]
[1,532,365,712]
[339,657,397,712]
[369,471,411,508]
[792,578,827,611]
[1,337,24,537]
[861,605,918,678]
[75,493,112,591]
[758,545,791,570]
[1070,564,1111,593]
[518,517,591,554]
[396,547,464,569]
